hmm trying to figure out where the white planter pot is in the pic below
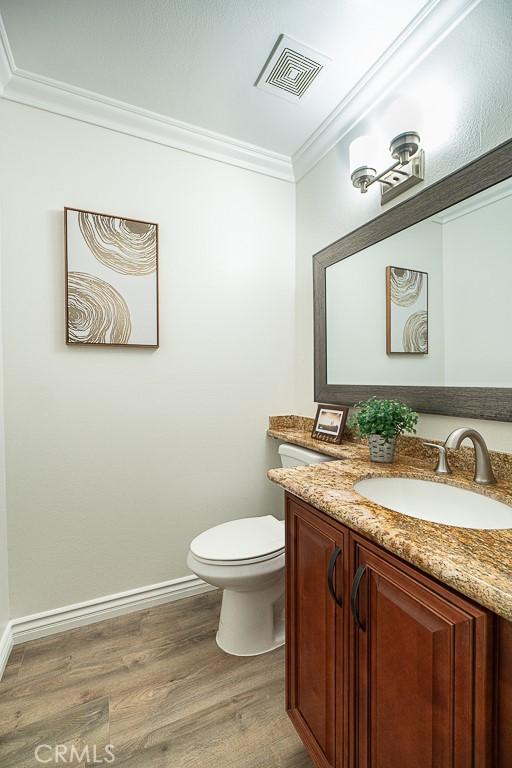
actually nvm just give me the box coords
[368,434,396,463]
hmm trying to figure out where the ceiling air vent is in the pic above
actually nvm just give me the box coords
[256,34,330,102]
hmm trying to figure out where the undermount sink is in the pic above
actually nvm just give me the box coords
[355,477,512,530]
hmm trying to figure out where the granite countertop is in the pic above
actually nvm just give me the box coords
[267,416,512,622]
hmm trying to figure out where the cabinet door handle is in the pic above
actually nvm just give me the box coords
[351,565,366,630]
[327,546,343,608]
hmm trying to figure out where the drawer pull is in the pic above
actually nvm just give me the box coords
[351,565,366,630]
[327,546,343,608]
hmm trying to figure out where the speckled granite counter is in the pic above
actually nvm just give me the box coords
[268,416,512,622]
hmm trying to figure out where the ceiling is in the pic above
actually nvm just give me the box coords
[0,0,432,157]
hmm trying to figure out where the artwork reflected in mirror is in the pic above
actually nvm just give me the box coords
[325,176,512,388]
[386,266,428,354]
[65,207,159,348]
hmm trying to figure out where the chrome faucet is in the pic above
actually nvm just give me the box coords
[444,428,497,485]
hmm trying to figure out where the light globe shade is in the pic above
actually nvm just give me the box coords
[380,95,422,143]
[349,135,377,174]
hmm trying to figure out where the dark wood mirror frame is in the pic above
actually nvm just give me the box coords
[313,138,512,422]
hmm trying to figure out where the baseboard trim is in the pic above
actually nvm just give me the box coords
[10,575,215,645]
[0,621,13,679]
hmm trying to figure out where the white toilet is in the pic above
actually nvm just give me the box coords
[187,443,334,656]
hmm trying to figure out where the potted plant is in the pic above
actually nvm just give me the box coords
[350,397,418,463]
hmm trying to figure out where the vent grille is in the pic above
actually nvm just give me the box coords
[256,35,330,102]
[266,48,323,98]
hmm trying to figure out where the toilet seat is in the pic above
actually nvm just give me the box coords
[190,548,284,567]
[190,515,284,566]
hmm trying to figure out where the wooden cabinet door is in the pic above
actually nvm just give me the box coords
[496,618,512,767]
[286,495,348,768]
[351,537,493,768]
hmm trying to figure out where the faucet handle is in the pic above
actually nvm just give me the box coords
[422,442,452,475]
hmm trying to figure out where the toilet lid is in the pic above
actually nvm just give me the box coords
[190,516,284,562]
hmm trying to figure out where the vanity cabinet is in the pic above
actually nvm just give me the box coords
[286,495,348,768]
[352,536,492,768]
[285,494,499,768]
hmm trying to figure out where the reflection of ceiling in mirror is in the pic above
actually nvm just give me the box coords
[430,177,512,224]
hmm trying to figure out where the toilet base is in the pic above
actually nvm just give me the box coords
[215,579,284,656]
[216,630,284,657]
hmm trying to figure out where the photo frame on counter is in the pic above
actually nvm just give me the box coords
[311,403,349,444]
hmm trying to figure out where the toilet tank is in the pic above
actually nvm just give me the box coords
[278,442,335,468]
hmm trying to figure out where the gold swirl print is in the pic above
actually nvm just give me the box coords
[403,311,428,353]
[390,268,424,307]
[79,212,156,275]
[68,272,132,344]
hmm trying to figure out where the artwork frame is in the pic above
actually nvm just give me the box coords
[386,266,428,355]
[64,206,159,348]
[311,403,349,444]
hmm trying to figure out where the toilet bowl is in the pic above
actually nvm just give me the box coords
[187,442,334,656]
[187,516,285,656]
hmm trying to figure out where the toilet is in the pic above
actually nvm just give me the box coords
[187,443,335,656]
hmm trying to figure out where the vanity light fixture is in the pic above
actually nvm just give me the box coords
[350,131,425,205]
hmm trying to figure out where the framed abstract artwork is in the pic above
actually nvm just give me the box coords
[64,207,159,347]
[386,266,428,354]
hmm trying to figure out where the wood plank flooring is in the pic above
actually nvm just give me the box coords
[0,591,312,767]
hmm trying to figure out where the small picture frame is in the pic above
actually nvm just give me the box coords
[311,403,349,444]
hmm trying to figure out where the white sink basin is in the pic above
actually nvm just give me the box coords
[355,477,512,529]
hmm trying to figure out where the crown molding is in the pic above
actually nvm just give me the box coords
[1,69,294,181]
[0,12,14,92]
[0,13,293,183]
[0,0,482,185]
[292,0,483,181]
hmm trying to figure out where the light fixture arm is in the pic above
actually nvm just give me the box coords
[350,131,425,203]
[364,159,403,190]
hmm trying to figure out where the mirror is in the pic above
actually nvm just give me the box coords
[314,139,512,421]
[326,177,512,388]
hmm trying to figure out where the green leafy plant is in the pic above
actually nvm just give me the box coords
[349,397,418,444]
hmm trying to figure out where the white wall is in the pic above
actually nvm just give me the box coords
[0,209,9,641]
[443,192,512,387]
[0,100,295,617]
[295,0,512,451]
